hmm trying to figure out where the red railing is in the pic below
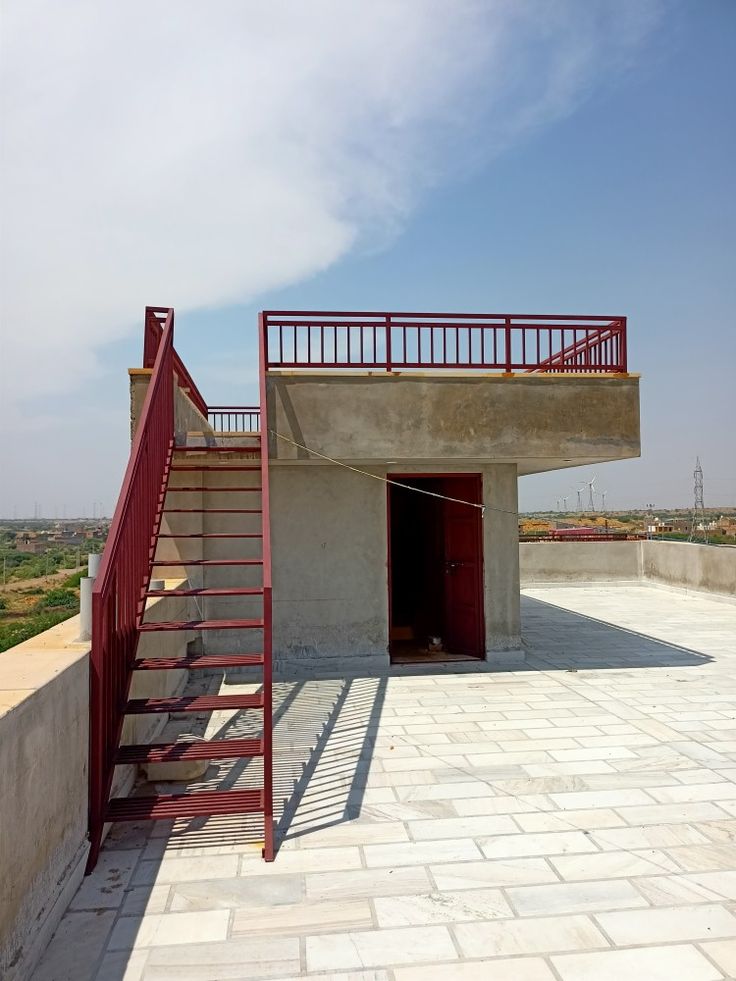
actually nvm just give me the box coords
[208,406,261,433]
[88,310,175,870]
[258,314,274,859]
[262,311,627,374]
[144,307,209,417]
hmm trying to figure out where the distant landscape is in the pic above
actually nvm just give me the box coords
[0,519,110,652]
[519,507,736,546]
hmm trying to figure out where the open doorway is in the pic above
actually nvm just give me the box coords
[388,474,484,664]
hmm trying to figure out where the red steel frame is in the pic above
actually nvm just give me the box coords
[262,311,627,374]
[88,310,175,871]
[88,307,275,870]
[258,313,275,860]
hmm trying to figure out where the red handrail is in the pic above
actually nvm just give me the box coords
[262,311,628,374]
[144,307,209,417]
[258,313,274,860]
[87,310,175,870]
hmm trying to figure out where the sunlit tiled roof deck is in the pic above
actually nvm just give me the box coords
[35,585,736,981]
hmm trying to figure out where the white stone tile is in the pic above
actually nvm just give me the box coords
[232,897,372,935]
[393,958,555,981]
[431,857,559,890]
[407,814,518,840]
[120,885,172,917]
[479,831,597,859]
[551,849,680,881]
[549,747,638,761]
[33,911,117,981]
[590,823,709,850]
[451,794,554,816]
[94,950,149,981]
[596,903,736,944]
[306,865,432,901]
[70,850,140,910]
[306,925,457,971]
[634,874,727,906]
[454,914,608,957]
[614,802,730,825]
[131,854,239,886]
[667,843,736,872]
[169,873,303,911]
[700,939,736,976]
[143,936,300,979]
[549,788,654,810]
[364,838,481,868]
[552,945,722,981]
[108,909,230,950]
[374,887,512,926]
[514,809,625,833]
[649,782,736,803]
[507,878,647,916]
[241,845,361,874]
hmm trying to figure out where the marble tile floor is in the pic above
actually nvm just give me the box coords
[33,585,736,980]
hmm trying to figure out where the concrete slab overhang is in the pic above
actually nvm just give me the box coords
[266,371,641,476]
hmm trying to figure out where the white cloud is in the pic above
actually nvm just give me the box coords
[0,0,661,413]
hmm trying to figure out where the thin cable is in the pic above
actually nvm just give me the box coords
[270,430,520,518]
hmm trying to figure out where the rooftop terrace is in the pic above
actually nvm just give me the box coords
[31,582,736,981]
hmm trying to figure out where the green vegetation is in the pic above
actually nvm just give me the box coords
[0,609,76,653]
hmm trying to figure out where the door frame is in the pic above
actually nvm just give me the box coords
[386,472,485,660]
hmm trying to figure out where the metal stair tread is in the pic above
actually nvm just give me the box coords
[134,653,264,669]
[163,508,263,513]
[106,788,264,821]
[150,558,263,565]
[116,738,263,764]
[139,618,264,632]
[126,693,264,713]
[145,587,264,597]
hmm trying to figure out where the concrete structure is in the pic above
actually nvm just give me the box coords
[265,370,640,668]
[521,539,736,600]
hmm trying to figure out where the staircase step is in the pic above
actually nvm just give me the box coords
[126,693,264,713]
[116,738,263,764]
[175,446,261,453]
[151,559,263,566]
[166,487,263,492]
[146,587,264,597]
[139,619,264,632]
[163,508,262,514]
[157,533,263,539]
[170,466,261,472]
[135,653,264,670]
[106,788,264,821]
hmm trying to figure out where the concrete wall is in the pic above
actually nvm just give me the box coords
[270,462,522,669]
[520,541,642,584]
[642,540,736,598]
[0,619,89,981]
[267,372,640,475]
[520,539,736,600]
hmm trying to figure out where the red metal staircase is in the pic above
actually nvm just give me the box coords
[86,308,274,871]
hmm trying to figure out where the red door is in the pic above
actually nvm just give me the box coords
[442,475,484,657]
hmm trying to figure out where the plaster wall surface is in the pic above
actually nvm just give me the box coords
[267,372,640,474]
[642,538,736,597]
[269,462,522,670]
[0,619,89,981]
[520,540,642,583]
[520,540,735,600]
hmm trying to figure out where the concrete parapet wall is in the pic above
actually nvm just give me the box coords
[642,540,736,598]
[520,540,642,584]
[0,619,89,981]
[520,539,735,599]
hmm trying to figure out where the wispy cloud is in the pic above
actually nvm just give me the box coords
[0,0,661,411]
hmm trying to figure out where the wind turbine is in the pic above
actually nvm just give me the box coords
[587,476,597,512]
[600,490,607,511]
[576,486,585,512]
[556,498,560,512]
[563,496,568,512]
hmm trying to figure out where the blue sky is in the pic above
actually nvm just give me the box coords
[2,1,735,517]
